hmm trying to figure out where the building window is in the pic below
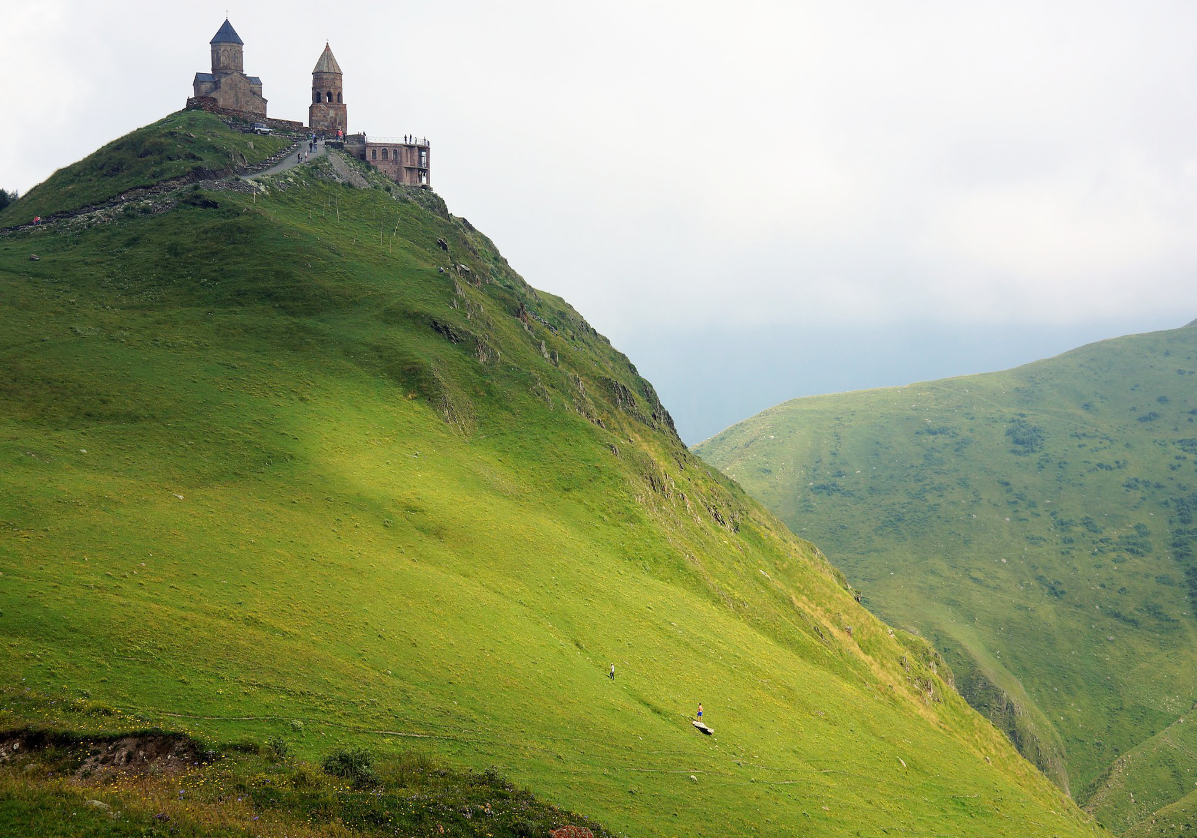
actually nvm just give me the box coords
[326,91,333,103]
[420,151,427,167]
[381,148,388,160]
[371,149,377,160]
[337,92,343,104]
[313,91,320,104]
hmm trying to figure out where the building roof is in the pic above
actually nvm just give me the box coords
[210,19,244,46]
[312,43,342,75]
[193,72,216,83]
[247,76,263,85]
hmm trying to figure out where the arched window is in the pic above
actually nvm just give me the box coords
[313,91,320,104]
[371,149,377,160]
[381,148,388,160]
[337,92,343,104]
[393,148,399,160]
[326,91,333,103]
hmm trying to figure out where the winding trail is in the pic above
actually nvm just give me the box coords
[248,135,327,179]
[0,135,331,236]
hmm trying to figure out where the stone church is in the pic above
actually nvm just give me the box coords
[192,19,267,117]
[188,20,430,187]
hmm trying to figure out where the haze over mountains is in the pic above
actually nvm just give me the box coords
[0,112,1111,836]
[698,322,1197,834]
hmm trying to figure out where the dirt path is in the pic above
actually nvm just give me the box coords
[249,135,327,179]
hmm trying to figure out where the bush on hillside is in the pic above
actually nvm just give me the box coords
[322,747,378,788]
[1006,417,1045,454]
[263,736,290,762]
[0,189,16,210]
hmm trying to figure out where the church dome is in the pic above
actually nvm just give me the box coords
[313,43,342,75]
[210,19,244,46]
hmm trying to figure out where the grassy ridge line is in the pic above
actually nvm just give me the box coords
[1123,786,1197,838]
[695,323,1197,831]
[1,113,1099,837]
[0,111,292,228]
[1082,711,1197,833]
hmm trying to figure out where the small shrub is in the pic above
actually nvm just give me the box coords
[322,747,378,788]
[291,765,323,790]
[1006,418,1045,454]
[477,765,506,788]
[263,736,290,762]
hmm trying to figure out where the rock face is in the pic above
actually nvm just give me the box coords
[952,658,1070,795]
[0,730,204,779]
[325,152,370,189]
[550,827,594,838]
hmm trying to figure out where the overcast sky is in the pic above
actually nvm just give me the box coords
[4,1,1194,441]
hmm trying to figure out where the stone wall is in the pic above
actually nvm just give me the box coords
[309,102,347,136]
[185,98,303,131]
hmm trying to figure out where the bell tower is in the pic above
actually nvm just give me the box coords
[210,18,244,77]
[309,43,347,136]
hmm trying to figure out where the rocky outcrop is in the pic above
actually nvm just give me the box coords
[951,658,1070,795]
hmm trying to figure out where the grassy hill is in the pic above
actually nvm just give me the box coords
[696,324,1197,832]
[0,110,1103,837]
[0,111,291,227]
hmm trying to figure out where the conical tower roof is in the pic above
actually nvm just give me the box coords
[210,18,244,45]
[313,43,342,75]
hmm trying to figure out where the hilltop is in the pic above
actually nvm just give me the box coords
[0,110,1103,837]
[697,323,1197,834]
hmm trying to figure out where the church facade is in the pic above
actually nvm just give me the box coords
[192,20,267,117]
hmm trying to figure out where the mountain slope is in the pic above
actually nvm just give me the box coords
[0,111,290,228]
[696,324,1197,831]
[0,111,1101,837]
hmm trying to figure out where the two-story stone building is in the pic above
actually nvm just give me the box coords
[344,135,431,187]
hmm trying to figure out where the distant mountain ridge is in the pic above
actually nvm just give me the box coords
[697,323,1197,835]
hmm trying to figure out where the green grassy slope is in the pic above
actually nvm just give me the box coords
[696,325,1197,831]
[0,111,1102,837]
[0,691,618,838]
[1082,711,1197,834]
[0,111,291,227]
[1123,784,1197,838]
